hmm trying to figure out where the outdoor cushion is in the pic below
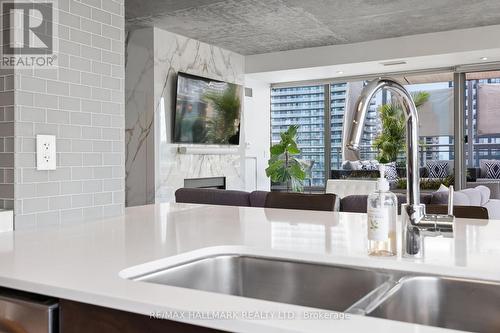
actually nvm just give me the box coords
[385,162,398,181]
[484,160,500,179]
[343,160,379,171]
[359,160,379,170]
[427,160,450,178]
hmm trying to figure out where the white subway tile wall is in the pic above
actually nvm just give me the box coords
[0,69,14,210]
[14,0,125,228]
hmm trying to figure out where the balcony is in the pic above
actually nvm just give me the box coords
[271,104,324,111]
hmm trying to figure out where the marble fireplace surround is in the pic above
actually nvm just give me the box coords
[125,27,245,206]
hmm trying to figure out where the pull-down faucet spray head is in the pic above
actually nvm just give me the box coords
[346,77,454,258]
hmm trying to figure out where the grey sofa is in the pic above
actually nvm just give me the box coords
[175,187,498,218]
[174,188,433,215]
[340,194,432,214]
[175,188,251,207]
[175,188,338,211]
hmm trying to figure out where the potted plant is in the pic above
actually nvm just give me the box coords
[266,125,306,192]
[372,91,430,164]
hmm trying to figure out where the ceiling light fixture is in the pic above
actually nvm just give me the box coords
[480,57,488,61]
[336,71,344,74]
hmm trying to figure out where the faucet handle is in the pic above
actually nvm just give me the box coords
[448,185,454,216]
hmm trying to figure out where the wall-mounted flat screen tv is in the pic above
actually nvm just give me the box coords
[173,72,242,145]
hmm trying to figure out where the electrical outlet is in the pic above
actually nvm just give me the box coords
[36,135,56,170]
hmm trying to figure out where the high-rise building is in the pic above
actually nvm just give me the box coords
[468,77,500,166]
[270,83,380,187]
[270,85,325,187]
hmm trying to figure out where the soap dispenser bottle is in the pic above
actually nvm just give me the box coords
[367,164,397,256]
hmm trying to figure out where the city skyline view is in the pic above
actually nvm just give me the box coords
[271,74,500,188]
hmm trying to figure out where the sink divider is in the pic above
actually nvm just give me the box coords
[345,279,401,315]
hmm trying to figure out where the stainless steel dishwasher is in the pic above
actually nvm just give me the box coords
[0,287,58,333]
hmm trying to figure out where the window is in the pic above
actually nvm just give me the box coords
[465,72,500,169]
[330,81,382,169]
[405,80,454,169]
[270,85,325,188]
[270,69,500,191]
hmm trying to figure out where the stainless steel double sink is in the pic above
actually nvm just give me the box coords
[129,255,500,332]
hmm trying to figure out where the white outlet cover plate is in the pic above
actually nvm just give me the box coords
[36,135,56,170]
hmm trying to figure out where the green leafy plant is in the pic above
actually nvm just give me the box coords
[266,125,306,192]
[373,91,430,163]
[396,174,454,190]
[203,84,241,144]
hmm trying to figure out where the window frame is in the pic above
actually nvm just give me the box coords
[269,63,500,191]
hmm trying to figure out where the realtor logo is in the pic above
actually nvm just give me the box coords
[1,1,56,67]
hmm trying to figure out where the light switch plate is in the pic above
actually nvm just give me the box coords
[36,135,56,170]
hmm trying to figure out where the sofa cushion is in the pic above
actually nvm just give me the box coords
[265,192,338,211]
[175,188,250,207]
[483,199,500,219]
[340,195,368,213]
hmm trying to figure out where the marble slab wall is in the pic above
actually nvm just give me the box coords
[125,27,245,205]
[125,29,155,206]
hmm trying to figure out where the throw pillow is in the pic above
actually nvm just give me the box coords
[479,159,495,178]
[460,188,482,206]
[484,160,500,179]
[426,161,449,178]
[430,189,470,206]
[384,162,398,181]
[475,185,491,205]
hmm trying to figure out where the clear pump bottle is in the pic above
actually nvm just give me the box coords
[367,164,397,256]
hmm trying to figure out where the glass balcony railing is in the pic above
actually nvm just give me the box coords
[271,96,325,103]
[271,111,324,118]
[271,88,324,96]
[271,104,324,110]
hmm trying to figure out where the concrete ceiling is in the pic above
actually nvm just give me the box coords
[126,0,500,55]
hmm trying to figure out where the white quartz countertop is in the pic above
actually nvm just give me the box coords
[0,203,499,333]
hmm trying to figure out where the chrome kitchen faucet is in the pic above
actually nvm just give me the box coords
[346,77,454,258]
